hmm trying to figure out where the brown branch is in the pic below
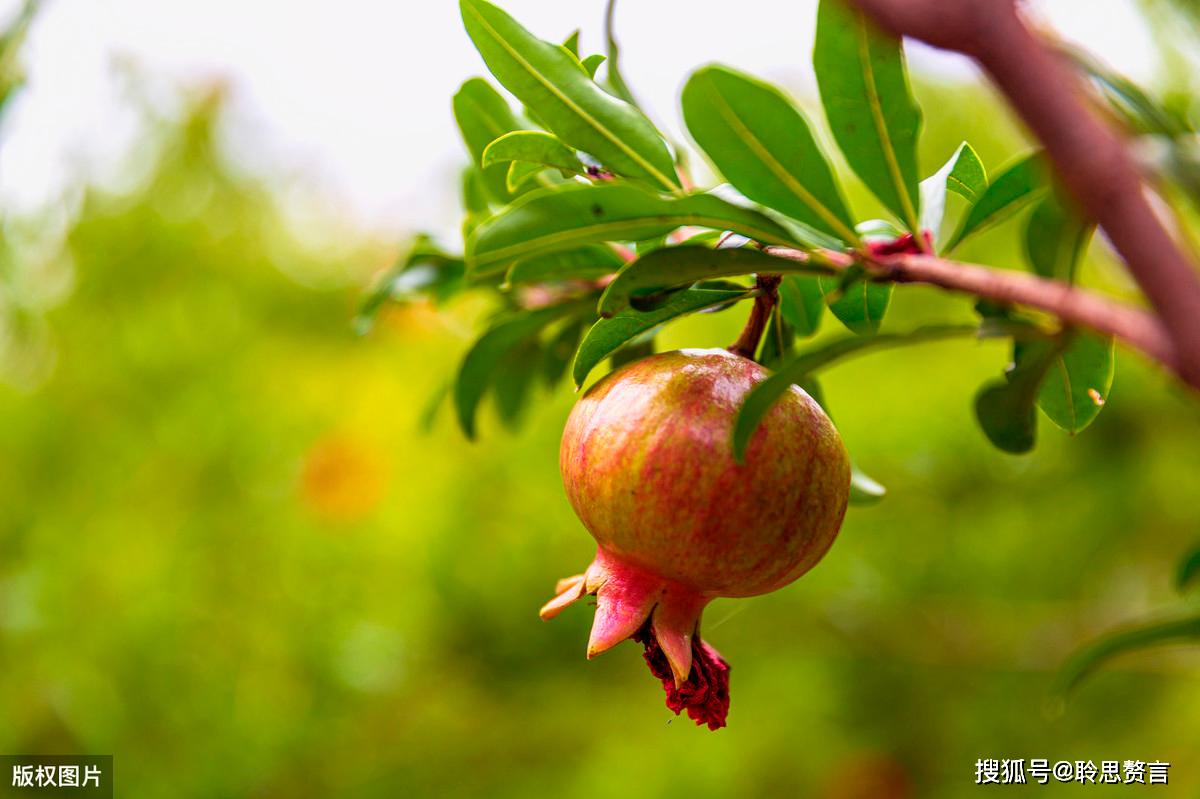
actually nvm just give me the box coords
[763,246,1181,376]
[728,274,781,360]
[846,0,1200,387]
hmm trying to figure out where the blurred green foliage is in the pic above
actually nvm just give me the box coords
[1,52,1200,799]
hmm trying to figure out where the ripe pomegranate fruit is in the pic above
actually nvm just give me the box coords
[541,348,851,729]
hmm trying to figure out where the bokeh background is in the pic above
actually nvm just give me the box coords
[2,1,1199,797]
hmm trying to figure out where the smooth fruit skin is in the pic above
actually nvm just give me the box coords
[542,348,851,730]
[560,348,849,597]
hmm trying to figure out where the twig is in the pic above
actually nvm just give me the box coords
[845,0,1200,387]
[763,246,1181,378]
[728,274,782,360]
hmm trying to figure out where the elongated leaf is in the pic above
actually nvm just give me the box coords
[574,287,750,385]
[1177,544,1200,593]
[541,316,586,386]
[1025,192,1094,281]
[467,182,800,275]
[850,467,887,504]
[482,130,585,179]
[505,245,625,285]
[1023,331,1113,433]
[1055,615,1200,697]
[1072,49,1190,138]
[581,54,606,79]
[778,275,825,337]
[856,218,906,241]
[506,161,546,192]
[599,246,829,317]
[756,308,795,369]
[562,30,580,57]
[603,0,641,109]
[733,324,977,460]
[461,0,678,190]
[814,0,922,232]
[418,380,452,434]
[453,78,524,204]
[493,338,542,430]
[461,166,490,217]
[682,65,857,242]
[1071,51,1200,211]
[973,381,1037,454]
[610,336,655,370]
[818,275,892,335]
[454,303,579,439]
[920,142,987,238]
[947,153,1046,251]
[973,337,1064,453]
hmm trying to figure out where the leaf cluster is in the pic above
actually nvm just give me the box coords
[362,0,1138,492]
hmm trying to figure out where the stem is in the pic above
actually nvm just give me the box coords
[762,246,1184,382]
[728,274,781,360]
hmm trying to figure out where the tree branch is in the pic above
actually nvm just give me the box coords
[846,0,1200,387]
[763,245,1181,377]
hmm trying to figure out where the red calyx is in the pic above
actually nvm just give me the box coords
[634,624,731,730]
[865,231,933,257]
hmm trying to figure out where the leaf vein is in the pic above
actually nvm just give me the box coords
[854,13,919,232]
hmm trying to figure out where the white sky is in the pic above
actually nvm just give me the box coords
[0,1,1162,243]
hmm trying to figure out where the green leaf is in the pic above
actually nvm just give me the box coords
[849,466,887,505]
[1054,614,1200,697]
[609,335,656,370]
[856,218,906,241]
[1176,544,1200,593]
[920,142,987,237]
[757,308,795,369]
[678,230,728,248]
[973,337,1064,454]
[454,302,578,439]
[733,324,977,460]
[467,182,800,275]
[1025,192,1094,281]
[974,382,1036,454]
[505,161,547,192]
[505,245,625,285]
[603,0,641,109]
[541,316,586,386]
[493,338,542,430]
[461,167,491,217]
[598,245,830,317]
[574,287,750,385]
[818,274,892,335]
[1072,49,1191,138]
[777,275,825,337]
[814,0,922,233]
[418,380,452,434]
[1024,331,1114,433]
[482,130,586,180]
[453,77,524,204]
[682,64,858,243]
[460,0,678,190]
[581,54,606,79]
[562,30,580,57]
[946,153,1046,251]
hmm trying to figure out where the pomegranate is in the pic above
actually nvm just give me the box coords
[541,348,851,729]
